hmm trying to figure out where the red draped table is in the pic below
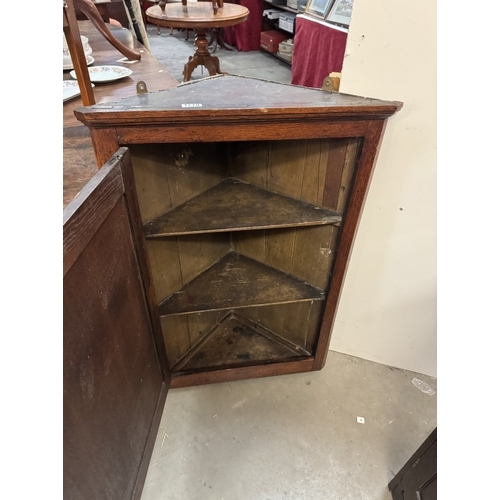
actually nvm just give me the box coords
[291,14,347,88]
[222,0,263,51]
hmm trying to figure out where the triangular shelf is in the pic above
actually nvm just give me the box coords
[173,311,311,372]
[157,251,324,316]
[144,178,342,237]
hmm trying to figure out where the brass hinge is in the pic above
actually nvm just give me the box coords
[136,81,148,95]
[321,72,341,93]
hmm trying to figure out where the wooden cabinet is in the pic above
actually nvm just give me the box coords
[72,75,401,389]
[65,75,400,498]
[388,428,437,500]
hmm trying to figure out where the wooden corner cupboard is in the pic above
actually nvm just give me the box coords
[64,74,401,499]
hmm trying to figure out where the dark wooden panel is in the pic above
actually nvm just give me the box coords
[64,150,169,500]
[158,251,324,316]
[144,178,342,236]
[171,357,316,388]
[388,428,437,500]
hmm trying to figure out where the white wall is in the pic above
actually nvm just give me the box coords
[329,0,437,376]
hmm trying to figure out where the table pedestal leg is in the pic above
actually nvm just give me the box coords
[183,28,223,82]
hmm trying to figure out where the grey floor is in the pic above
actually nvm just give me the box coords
[142,352,436,500]
[141,30,436,499]
[146,25,293,84]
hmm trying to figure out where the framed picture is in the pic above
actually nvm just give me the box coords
[326,0,354,27]
[305,0,335,20]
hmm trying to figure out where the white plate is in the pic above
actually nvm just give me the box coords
[63,80,95,103]
[63,55,95,71]
[70,65,133,83]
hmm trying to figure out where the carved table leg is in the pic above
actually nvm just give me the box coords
[183,28,222,82]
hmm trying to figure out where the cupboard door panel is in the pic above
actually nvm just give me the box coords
[64,149,169,500]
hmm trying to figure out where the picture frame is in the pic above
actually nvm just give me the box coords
[325,0,353,27]
[305,0,336,20]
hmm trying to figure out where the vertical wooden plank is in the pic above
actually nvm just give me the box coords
[299,139,328,206]
[256,304,287,341]
[130,144,172,223]
[177,233,230,285]
[291,225,338,290]
[145,238,183,303]
[237,306,260,323]
[304,301,323,353]
[160,315,191,368]
[186,310,228,348]
[264,227,297,275]
[267,140,306,198]
[90,128,121,168]
[322,138,350,210]
[281,301,323,351]
[231,229,266,261]
[229,141,269,187]
[258,229,293,336]
[164,142,228,208]
[336,138,361,212]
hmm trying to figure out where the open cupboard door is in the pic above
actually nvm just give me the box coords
[63,148,171,500]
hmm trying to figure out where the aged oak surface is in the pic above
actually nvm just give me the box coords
[72,75,402,387]
[173,312,310,372]
[63,149,171,500]
[157,251,324,316]
[143,178,342,236]
[63,21,179,207]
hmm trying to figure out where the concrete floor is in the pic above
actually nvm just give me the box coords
[142,351,437,500]
[141,31,436,499]
[146,26,293,84]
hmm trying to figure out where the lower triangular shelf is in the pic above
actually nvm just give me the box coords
[158,251,324,316]
[172,312,311,373]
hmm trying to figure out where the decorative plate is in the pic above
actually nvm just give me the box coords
[70,65,133,83]
[63,80,95,103]
[63,55,95,71]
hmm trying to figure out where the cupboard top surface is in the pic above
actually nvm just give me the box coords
[74,74,402,126]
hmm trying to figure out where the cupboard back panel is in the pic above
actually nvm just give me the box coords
[160,310,229,369]
[238,302,324,353]
[127,137,361,374]
[228,138,361,211]
[146,233,229,303]
[129,143,228,223]
[231,225,338,290]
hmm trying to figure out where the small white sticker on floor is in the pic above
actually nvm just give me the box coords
[182,103,203,108]
[357,416,365,424]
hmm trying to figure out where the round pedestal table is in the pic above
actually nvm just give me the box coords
[146,3,249,81]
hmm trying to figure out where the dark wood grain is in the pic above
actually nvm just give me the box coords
[63,149,170,500]
[146,3,249,29]
[388,428,437,500]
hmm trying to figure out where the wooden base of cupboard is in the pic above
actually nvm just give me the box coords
[64,75,401,499]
